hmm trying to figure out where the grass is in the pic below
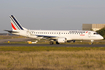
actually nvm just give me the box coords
[0,50,105,70]
[0,46,105,51]
[0,46,105,70]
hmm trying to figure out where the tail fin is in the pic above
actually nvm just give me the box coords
[10,15,27,30]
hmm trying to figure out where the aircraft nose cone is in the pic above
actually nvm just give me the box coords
[100,36,104,39]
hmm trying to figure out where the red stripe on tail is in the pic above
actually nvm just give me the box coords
[11,22,17,30]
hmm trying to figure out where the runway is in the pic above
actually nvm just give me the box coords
[0,44,105,47]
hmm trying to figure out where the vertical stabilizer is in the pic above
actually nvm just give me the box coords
[10,15,27,30]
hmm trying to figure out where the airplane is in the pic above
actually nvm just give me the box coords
[5,15,103,45]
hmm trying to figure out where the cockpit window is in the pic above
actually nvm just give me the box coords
[93,32,98,35]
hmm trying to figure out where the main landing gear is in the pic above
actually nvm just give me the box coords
[50,41,54,45]
[50,41,60,45]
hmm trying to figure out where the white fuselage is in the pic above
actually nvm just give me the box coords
[13,30,103,41]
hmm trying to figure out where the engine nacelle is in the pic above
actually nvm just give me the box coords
[57,38,67,43]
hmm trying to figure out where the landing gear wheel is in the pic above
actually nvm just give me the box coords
[91,43,93,45]
[56,41,59,44]
[50,41,54,45]
[90,40,94,45]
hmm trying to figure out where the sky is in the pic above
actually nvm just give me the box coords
[0,0,105,33]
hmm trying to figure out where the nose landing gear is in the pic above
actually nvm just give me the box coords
[90,40,94,45]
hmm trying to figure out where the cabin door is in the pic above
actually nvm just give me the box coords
[88,32,91,37]
[27,30,30,37]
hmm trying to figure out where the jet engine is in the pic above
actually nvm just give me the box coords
[57,38,67,43]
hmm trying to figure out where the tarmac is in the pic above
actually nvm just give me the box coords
[0,38,33,43]
[0,38,105,47]
[0,44,105,47]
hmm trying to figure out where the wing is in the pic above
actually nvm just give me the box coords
[36,35,57,38]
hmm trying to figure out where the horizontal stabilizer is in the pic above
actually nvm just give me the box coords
[4,30,19,33]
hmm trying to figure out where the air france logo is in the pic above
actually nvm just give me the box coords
[86,31,88,33]
[69,31,85,33]
[69,31,86,36]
